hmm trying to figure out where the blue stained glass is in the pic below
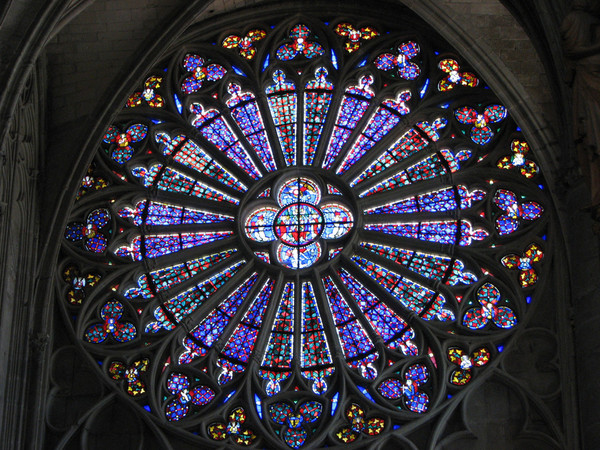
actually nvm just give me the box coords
[132,164,240,204]
[363,185,485,214]
[259,282,295,395]
[358,385,376,403]
[276,24,324,61]
[262,54,270,71]
[255,394,263,419]
[322,276,378,379]
[190,104,262,179]
[179,273,259,364]
[226,83,277,172]
[145,261,244,332]
[223,390,236,403]
[322,75,375,169]
[363,220,488,246]
[331,392,339,416]
[124,249,237,299]
[327,184,342,195]
[277,242,322,270]
[337,91,411,174]
[359,148,471,197]
[419,78,430,98]
[352,255,455,321]
[174,93,183,114]
[181,54,226,94]
[155,133,247,192]
[232,65,246,76]
[463,283,516,329]
[119,200,234,227]
[245,206,279,242]
[303,68,334,165]
[115,231,233,261]
[359,242,477,286]
[265,70,298,166]
[378,364,429,413]
[338,268,419,354]
[351,119,447,186]
[217,279,275,378]
[300,282,334,392]
[278,177,321,206]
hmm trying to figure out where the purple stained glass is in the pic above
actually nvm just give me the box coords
[146,261,244,332]
[124,249,237,299]
[155,133,247,192]
[217,279,275,378]
[115,231,233,261]
[364,220,488,246]
[179,274,259,364]
[190,103,262,179]
[226,83,277,172]
[352,255,455,321]
[265,70,297,166]
[337,91,411,174]
[119,200,233,226]
[359,242,477,286]
[322,75,374,169]
[260,282,295,392]
[322,276,378,378]
[300,282,334,391]
[304,68,334,165]
[338,269,419,355]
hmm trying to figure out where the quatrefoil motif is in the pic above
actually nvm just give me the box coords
[164,372,215,421]
[497,139,539,178]
[374,41,421,80]
[102,123,148,164]
[463,283,517,330]
[438,59,479,91]
[126,75,164,108]
[84,301,136,343]
[455,104,507,145]
[447,347,491,386]
[493,189,543,235]
[276,24,324,61]
[64,208,111,253]
[378,363,430,413]
[208,407,257,446]
[334,22,379,53]
[269,401,322,448]
[244,177,354,269]
[223,29,267,59]
[336,403,384,443]
[181,54,227,94]
[501,243,544,288]
[108,358,149,396]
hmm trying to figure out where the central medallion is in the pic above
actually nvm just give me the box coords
[274,203,324,246]
[243,174,354,270]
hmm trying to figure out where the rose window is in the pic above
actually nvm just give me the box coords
[56,10,552,450]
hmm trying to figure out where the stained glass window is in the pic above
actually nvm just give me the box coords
[58,11,551,450]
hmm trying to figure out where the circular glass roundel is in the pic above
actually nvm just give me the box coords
[58,11,552,450]
[274,204,323,246]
